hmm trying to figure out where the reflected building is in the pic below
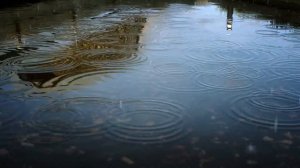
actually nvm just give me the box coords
[17,14,146,88]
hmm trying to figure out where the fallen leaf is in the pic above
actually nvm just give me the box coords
[190,137,199,144]
[263,136,274,142]
[0,149,9,156]
[65,146,77,155]
[21,142,34,148]
[247,160,258,165]
[121,156,135,165]
[280,140,293,145]
[284,132,293,139]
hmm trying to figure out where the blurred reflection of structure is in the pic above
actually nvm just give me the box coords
[269,19,291,30]
[226,1,233,31]
[0,19,38,62]
[14,19,23,48]
[17,15,146,88]
[194,0,208,5]
[71,7,79,46]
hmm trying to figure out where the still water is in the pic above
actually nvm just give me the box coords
[0,0,300,167]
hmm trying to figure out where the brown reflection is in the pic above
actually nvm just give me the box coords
[17,15,146,88]
[226,1,233,30]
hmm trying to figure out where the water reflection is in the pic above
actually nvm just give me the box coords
[0,0,300,168]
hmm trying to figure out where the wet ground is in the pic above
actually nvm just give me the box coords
[0,0,300,167]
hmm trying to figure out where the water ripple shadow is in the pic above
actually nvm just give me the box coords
[271,61,300,77]
[27,98,116,139]
[0,99,25,130]
[266,77,300,95]
[3,54,78,74]
[106,100,190,144]
[196,73,254,91]
[186,47,277,64]
[0,81,33,96]
[255,29,280,36]
[228,91,300,130]
[151,63,208,92]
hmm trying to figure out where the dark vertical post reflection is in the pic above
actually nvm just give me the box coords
[71,8,79,46]
[71,1,80,47]
[226,1,233,31]
[14,19,23,48]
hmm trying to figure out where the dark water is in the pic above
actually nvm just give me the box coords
[0,0,300,167]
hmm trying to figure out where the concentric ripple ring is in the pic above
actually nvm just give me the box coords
[28,97,117,138]
[271,61,300,77]
[81,48,146,68]
[0,99,25,130]
[106,100,189,144]
[196,73,253,91]
[228,92,300,129]
[3,55,77,73]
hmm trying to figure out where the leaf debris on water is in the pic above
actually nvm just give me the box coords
[21,142,35,148]
[0,148,9,156]
[121,156,135,165]
[263,136,274,142]
[280,139,293,145]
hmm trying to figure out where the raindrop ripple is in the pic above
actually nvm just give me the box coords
[28,98,117,138]
[0,99,25,130]
[81,48,146,69]
[107,100,189,144]
[3,54,77,73]
[152,63,207,92]
[272,61,300,77]
[196,73,253,91]
[228,92,300,129]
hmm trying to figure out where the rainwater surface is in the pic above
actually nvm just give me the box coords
[0,0,300,167]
